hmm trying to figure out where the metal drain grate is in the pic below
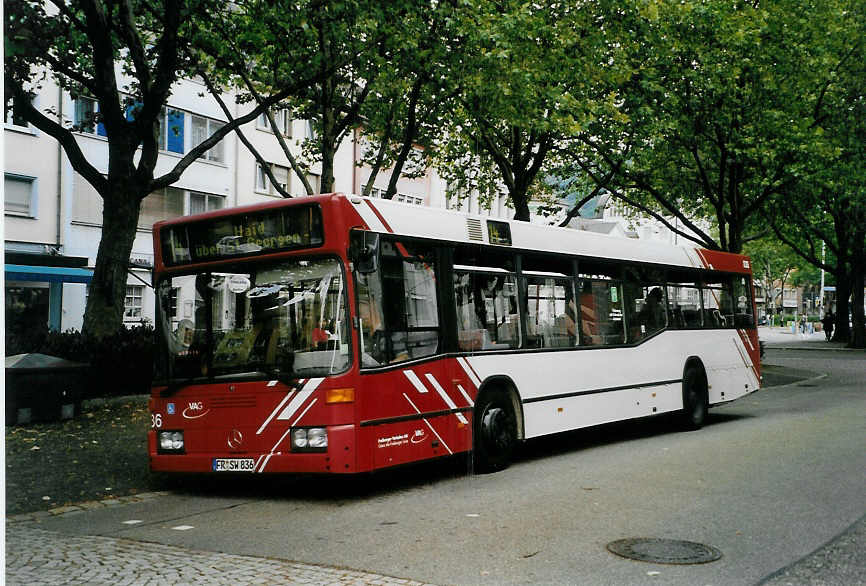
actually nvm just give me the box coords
[606,538,722,565]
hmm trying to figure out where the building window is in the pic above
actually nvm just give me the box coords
[255,162,290,196]
[394,193,424,205]
[256,108,291,136]
[4,96,29,128]
[158,108,185,154]
[189,191,225,215]
[124,285,144,320]
[139,187,184,228]
[72,96,106,136]
[4,174,36,217]
[191,115,225,162]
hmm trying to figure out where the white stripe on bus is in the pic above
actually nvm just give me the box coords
[456,383,474,407]
[291,398,318,427]
[403,393,452,454]
[403,370,429,393]
[257,453,274,473]
[256,388,298,435]
[276,378,324,421]
[270,426,294,454]
[354,200,388,232]
[457,356,482,389]
[424,373,469,425]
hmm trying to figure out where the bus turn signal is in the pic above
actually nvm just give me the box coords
[326,388,355,403]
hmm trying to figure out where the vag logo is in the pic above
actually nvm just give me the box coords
[410,429,427,444]
[182,401,210,419]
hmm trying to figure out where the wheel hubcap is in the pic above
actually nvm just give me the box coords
[482,406,511,451]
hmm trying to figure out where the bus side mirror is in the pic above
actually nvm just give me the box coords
[350,231,379,274]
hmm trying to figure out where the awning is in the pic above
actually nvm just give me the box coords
[5,264,93,284]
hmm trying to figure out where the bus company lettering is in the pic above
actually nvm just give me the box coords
[378,433,409,448]
[182,401,210,419]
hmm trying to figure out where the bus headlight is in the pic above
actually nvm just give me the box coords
[291,427,327,452]
[157,430,185,453]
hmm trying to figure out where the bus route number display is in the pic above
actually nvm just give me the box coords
[160,205,324,266]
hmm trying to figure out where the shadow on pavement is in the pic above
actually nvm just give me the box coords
[153,410,754,504]
[760,364,823,388]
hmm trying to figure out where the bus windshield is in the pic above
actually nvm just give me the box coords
[155,256,350,383]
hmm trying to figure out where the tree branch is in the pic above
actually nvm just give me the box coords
[194,68,293,199]
[116,0,152,93]
[6,78,108,194]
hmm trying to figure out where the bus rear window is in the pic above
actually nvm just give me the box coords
[161,205,323,266]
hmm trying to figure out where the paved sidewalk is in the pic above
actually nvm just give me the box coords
[759,326,859,351]
[759,513,866,586]
[5,523,435,586]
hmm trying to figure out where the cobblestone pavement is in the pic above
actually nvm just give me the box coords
[6,523,435,586]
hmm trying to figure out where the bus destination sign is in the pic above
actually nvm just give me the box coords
[160,205,324,266]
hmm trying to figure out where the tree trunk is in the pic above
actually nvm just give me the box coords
[320,142,336,194]
[511,186,531,221]
[849,257,865,349]
[831,270,851,343]
[82,188,142,340]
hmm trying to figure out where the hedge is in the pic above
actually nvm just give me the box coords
[6,326,154,399]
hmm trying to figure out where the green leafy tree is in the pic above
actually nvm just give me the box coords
[4,0,324,339]
[208,0,420,196]
[576,0,850,254]
[437,0,629,220]
[358,0,462,200]
[762,2,866,347]
[744,238,810,315]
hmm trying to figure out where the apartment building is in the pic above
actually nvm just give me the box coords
[4,77,449,337]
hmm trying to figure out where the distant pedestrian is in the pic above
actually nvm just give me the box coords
[822,311,835,341]
[799,315,807,335]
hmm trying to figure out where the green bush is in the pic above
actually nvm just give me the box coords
[6,326,154,399]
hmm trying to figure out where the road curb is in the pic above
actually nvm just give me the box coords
[765,345,862,352]
[757,511,866,585]
[6,491,170,524]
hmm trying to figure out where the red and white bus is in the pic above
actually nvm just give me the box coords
[149,194,760,474]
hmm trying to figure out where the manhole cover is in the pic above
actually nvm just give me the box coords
[607,538,722,565]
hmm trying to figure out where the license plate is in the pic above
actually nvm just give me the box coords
[212,458,256,472]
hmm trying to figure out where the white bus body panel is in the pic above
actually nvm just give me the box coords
[465,330,759,440]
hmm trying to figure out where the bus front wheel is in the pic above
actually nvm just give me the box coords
[681,365,709,430]
[473,391,517,473]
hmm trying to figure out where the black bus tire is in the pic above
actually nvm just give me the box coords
[473,391,517,473]
[681,364,709,430]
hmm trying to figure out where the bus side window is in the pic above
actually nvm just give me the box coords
[524,276,576,348]
[360,240,440,366]
[667,284,702,328]
[732,276,755,328]
[454,271,520,351]
[356,269,386,367]
[702,283,733,329]
[579,279,624,346]
[625,283,667,342]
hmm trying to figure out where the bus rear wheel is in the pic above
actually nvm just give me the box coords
[473,391,517,473]
[681,365,709,430]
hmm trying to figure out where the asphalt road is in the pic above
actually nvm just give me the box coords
[18,346,866,586]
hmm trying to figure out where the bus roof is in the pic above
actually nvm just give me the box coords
[350,195,751,275]
[152,193,751,275]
